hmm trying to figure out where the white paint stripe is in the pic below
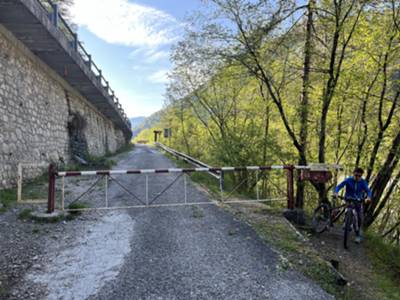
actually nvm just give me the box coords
[294,165,309,169]
[109,170,128,175]
[168,168,183,172]
[195,168,210,172]
[221,167,235,171]
[271,166,284,169]
[140,169,156,173]
[57,165,306,177]
[246,166,261,170]
[81,171,97,176]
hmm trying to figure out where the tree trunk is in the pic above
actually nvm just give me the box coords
[295,0,314,208]
[365,129,400,227]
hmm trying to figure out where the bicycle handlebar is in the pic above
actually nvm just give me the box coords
[332,195,365,202]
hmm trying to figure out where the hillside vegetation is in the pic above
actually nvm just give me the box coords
[137,0,400,247]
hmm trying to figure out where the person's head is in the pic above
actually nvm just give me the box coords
[353,167,364,181]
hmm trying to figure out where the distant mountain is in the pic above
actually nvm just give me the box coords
[130,112,162,138]
[130,116,146,128]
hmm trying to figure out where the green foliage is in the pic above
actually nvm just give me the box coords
[67,201,88,216]
[366,232,400,299]
[0,188,17,212]
[18,209,32,220]
[132,0,400,235]
[59,144,134,172]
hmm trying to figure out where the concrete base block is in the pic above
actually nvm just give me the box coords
[283,209,306,225]
[30,210,66,222]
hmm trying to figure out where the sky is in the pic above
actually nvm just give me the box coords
[70,0,201,118]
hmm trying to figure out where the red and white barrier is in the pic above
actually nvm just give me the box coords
[56,165,289,177]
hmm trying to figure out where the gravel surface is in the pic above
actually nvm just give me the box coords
[1,145,334,299]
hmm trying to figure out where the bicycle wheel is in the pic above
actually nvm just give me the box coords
[312,203,331,233]
[343,209,353,249]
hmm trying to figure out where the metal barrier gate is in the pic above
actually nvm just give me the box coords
[46,165,300,213]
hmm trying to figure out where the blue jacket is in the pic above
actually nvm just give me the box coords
[335,177,372,200]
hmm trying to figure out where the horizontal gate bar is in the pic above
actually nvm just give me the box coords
[57,166,291,177]
[56,164,342,177]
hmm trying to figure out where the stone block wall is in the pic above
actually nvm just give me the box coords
[0,25,128,188]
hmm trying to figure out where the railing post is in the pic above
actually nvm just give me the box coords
[47,164,56,213]
[286,165,295,210]
[97,70,102,83]
[51,4,59,27]
[72,33,78,51]
[87,54,92,68]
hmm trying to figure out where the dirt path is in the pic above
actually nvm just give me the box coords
[3,145,333,299]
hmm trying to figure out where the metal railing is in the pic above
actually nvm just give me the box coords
[155,142,220,179]
[36,0,130,129]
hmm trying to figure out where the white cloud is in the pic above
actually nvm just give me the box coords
[147,70,170,84]
[71,0,180,47]
[129,48,170,63]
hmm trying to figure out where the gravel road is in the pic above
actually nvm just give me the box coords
[91,145,333,300]
[3,145,333,299]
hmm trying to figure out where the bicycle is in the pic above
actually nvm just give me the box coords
[312,195,363,249]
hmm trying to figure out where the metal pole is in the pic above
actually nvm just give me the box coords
[17,164,22,203]
[286,166,294,210]
[105,175,108,208]
[47,164,56,213]
[184,175,187,204]
[219,171,224,202]
[61,176,65,211]
[145,175,149,206]
[256,171,259,201]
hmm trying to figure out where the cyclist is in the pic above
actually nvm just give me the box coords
[333,167,372,243]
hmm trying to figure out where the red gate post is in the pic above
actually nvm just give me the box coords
[286,165,295,210]
[47,164,56,213]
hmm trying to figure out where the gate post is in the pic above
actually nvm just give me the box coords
[219,171,225,201]
[286,165,295,210]
[47,164,56,213]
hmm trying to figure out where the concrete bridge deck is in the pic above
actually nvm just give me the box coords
[0,0,132,137]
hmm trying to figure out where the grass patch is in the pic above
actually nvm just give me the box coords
[0,286,9,299]
[0,188,17,212]
[67,202,89,216]
[192,205,205,218]
[60,143,134,172]
[365,232,400,299]
[18,208,32,220]
[243,213,357,299]
[22,173,48,200]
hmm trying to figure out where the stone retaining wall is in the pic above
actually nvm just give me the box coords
[0,25,128,188]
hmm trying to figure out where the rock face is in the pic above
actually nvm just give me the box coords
[0,25,128,188]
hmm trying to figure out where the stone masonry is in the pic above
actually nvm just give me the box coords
[0,24,127,188]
